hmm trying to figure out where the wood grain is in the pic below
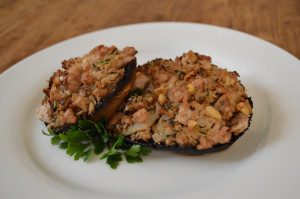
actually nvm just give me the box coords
[0,0,299,74]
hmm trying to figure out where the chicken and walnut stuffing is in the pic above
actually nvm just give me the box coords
[108,51,252,150]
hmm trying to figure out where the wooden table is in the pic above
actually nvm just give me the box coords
[0,0,299,74]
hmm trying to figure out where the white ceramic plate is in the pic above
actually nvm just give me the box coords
[1,22,299,199]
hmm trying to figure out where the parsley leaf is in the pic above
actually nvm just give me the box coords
[82,144,93,162]
[51,136,61,145]
[125,155,143,163]
[78,119,95,130]
[42,130,51,136]
[42,119,151,169]
[100,136,123,159]
[125,145,140,157]
[42,129,55,136]
[59,142,68,149]
[94,136,105,155]
[59,133,68,142]
[138,146,152,155]
[106,154,122,169]
[66,143,90,160]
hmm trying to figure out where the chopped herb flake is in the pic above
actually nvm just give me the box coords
[200,131,206,135]
[92,63,97,68]
[164,104,172,109]
[96,59,111,64]
[129,88,144,97]
[110,48,117,55]
[147,107,156,111]
[161,65,168,71]
[175,70,183,76]
[169,117,174,125]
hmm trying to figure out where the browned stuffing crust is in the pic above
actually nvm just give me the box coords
[108,51,253,151]
[37,45,137,130]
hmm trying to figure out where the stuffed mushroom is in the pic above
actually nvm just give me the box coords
[37,45,137,133]
[108,51,253,155]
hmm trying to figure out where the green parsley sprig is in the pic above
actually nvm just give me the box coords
[42,119,151,169]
